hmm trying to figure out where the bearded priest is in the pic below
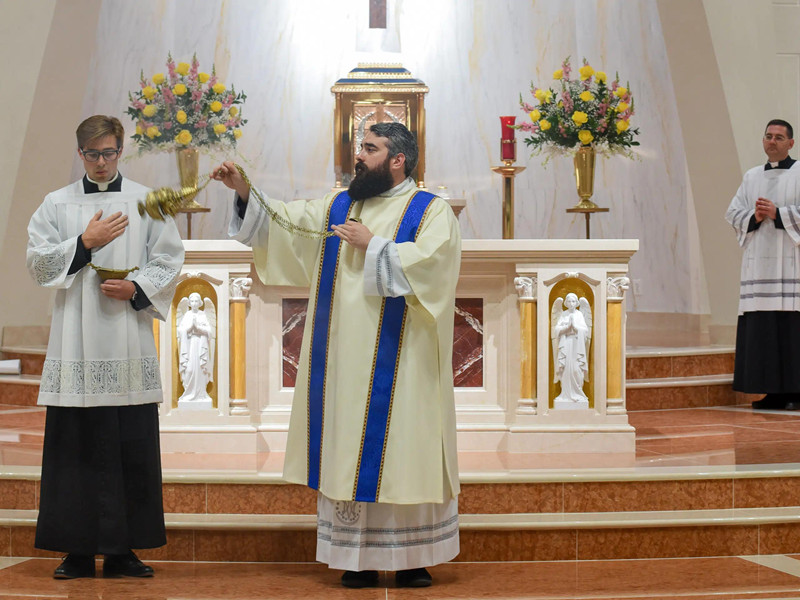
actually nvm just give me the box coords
[213,122,461,589]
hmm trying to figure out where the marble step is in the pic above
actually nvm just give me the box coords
[4,473,800,515]
[0,349,45,377]
[2,505,800,562]
[627,347,735,380]
[0,376,41,407]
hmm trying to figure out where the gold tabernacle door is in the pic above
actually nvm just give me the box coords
[331,63,429,189]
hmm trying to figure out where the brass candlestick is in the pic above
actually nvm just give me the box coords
[491,139,525,239]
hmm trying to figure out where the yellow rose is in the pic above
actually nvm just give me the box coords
[198,72,210,83]
[616,119,630,133]
[142,104,157,117]
[135,124,143,136]
[539,119,551,131]
[142,86,156,100]
[614,86,628,98]
[152,73,165,86]
[553,69,563,80]
[176,62,190,76]
[534,88,547,102]
[233,129,243,139]
[176,110,187,124]
[616,102,629,113]
[229,106,238,117]
[580,91,594,102]
[212,83,226,94]
[529,109,541,122]
[173,83,187,96]
[175,129,192,145]
[145,126,160,139]
[578,130,594,145]
[571,111,589,126]
[213,123,227,135]
[210,100,223,112]
[595,71,607,83]
[579,64,594,80]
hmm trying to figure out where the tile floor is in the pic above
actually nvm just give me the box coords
[4,403,800,476]
[3,555,800,599]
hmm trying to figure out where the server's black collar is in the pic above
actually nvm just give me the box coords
[82,173,123,193]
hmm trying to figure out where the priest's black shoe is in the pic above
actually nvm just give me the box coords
[395,567,432,587]
[53,554,95,579]
[341,570,379,588]
[102,551,154,578]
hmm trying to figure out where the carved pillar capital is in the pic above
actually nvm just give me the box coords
[230,277,253,303]
[514,276,537,302]
[607,276,630,302]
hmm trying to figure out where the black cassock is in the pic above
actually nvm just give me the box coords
[35,403,166,555]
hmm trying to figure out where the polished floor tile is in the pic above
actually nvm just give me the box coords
[2,557,800,599]
[4,402,800,476]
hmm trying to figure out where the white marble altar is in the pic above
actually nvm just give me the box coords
[156,238,637,460]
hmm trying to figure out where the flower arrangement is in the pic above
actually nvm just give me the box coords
[126,53,247,154]
[517,57,639,163]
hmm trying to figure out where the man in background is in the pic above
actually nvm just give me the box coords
[726,119,800,410]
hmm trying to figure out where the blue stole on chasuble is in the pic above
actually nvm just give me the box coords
[305,190,436,501]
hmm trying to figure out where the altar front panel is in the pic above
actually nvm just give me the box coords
[158,239,638,458]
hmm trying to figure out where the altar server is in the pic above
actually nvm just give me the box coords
[726,118,800,410]
[213,122,461,588]
[27,115,184,578]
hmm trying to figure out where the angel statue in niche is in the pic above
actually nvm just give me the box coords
[176,292,216,406]
[551,292,592,408]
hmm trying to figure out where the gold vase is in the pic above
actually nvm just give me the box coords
[175,147,204,210]
[572,145,600,210]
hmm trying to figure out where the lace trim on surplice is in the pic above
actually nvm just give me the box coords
[40,357,161,395]
[30,244,68,285]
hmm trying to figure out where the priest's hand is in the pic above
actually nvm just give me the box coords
[755,197,777,222]
[82,210,128,249]
[211,161,250,201]
[100,279,136,301]
[331,220,373,251]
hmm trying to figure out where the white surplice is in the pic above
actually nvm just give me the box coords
[725,162,800,314]
[27,177,184,407]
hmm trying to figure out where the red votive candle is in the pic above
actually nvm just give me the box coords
[500,116,516,161]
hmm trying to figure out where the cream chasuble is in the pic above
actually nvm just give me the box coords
[27,177,184,407]
[230,178,461,504]
[726,163,800,314]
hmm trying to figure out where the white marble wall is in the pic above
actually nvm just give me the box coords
[77,0,706,315]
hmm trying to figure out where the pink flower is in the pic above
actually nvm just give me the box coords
[522,102,535,112]
[519,122,535,132]
[163,122,173,130]
[132,100,145,110]
[562,59,572,80]
[196,120,208,128]
[162,87,175,105]
[192,90,203,101]
[225,119,237,127]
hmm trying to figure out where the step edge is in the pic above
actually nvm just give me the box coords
[3,507,800,530]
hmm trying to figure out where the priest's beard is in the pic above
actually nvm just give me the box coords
[348,157,394,201]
